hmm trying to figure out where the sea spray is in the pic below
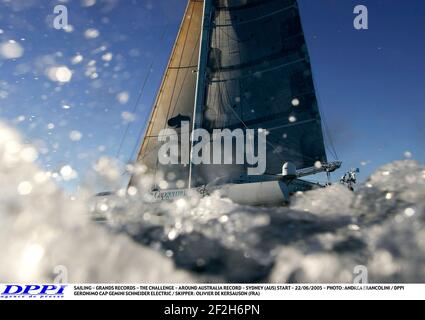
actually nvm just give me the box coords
[0,122,195,283]
[1,121,425,283]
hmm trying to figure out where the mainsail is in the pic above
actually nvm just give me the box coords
[192,0,328,187]
[132,0,329,190]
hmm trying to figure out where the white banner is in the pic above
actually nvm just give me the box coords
[0,283,423,300]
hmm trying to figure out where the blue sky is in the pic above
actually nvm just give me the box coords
[0,0,424,191]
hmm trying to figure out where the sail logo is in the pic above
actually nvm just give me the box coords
[158,122,267,175]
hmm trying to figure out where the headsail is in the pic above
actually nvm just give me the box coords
[130,0,204,189]
[191,0,328,186]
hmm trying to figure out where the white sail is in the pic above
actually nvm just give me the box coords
[131,0,204,189]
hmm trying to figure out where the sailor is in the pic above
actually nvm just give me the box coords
[340,168,359,191]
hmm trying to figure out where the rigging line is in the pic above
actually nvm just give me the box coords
[115,59,156,160]
[320,105,338,160]
[213,4,296,27]
[311,108,338,162]
[210,58,307,82]
[297,2,338,161]
[115,23,170,160]
[219,27,305,54]
[215,0,278,11]
[325,144,337,162]
[313,75,338,160]
[128,92,159,163]
[267,118,316,131]
[168,65,198,69]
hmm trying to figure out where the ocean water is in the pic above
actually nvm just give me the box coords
[1,122,424,283]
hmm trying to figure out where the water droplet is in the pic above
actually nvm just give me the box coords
[121,111,136,123]
[117,92,130,104]
[404,151,412,159]
[128,186,138,196]
[20,147,38,163]
[168,229,178,241]
[404,208,416,217]
[176,199,187,209]
[291,98,300,107]
[98,203,109,212]
[102,52,113,62]
[71,54,84,64]
[47,66,73,83]
[0,40,24,59]
[82,0,97,7]
[69,130,83,141]
[314,161,322,169]
[348,224,360,231]
[17,181,33,195]
[60,165,75,180]
[84,28,100,39]
[219,215,229,223]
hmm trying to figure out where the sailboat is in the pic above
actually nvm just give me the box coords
[127,0,341,206]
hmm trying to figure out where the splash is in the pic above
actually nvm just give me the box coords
[0,122,195,283]
[1,121,425,283]
[92,161,425,283]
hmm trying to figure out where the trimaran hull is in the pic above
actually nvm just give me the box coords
[147,179,321,206]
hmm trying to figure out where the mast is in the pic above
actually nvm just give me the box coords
[189,0,214,188]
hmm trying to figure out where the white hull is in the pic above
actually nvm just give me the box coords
[143,179,321,206]
[216,181,290,206]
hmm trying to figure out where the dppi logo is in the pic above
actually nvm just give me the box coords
[1,285,67,299]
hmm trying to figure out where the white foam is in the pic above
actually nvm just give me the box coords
[0,122,195,283]
[1,121,425,283]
